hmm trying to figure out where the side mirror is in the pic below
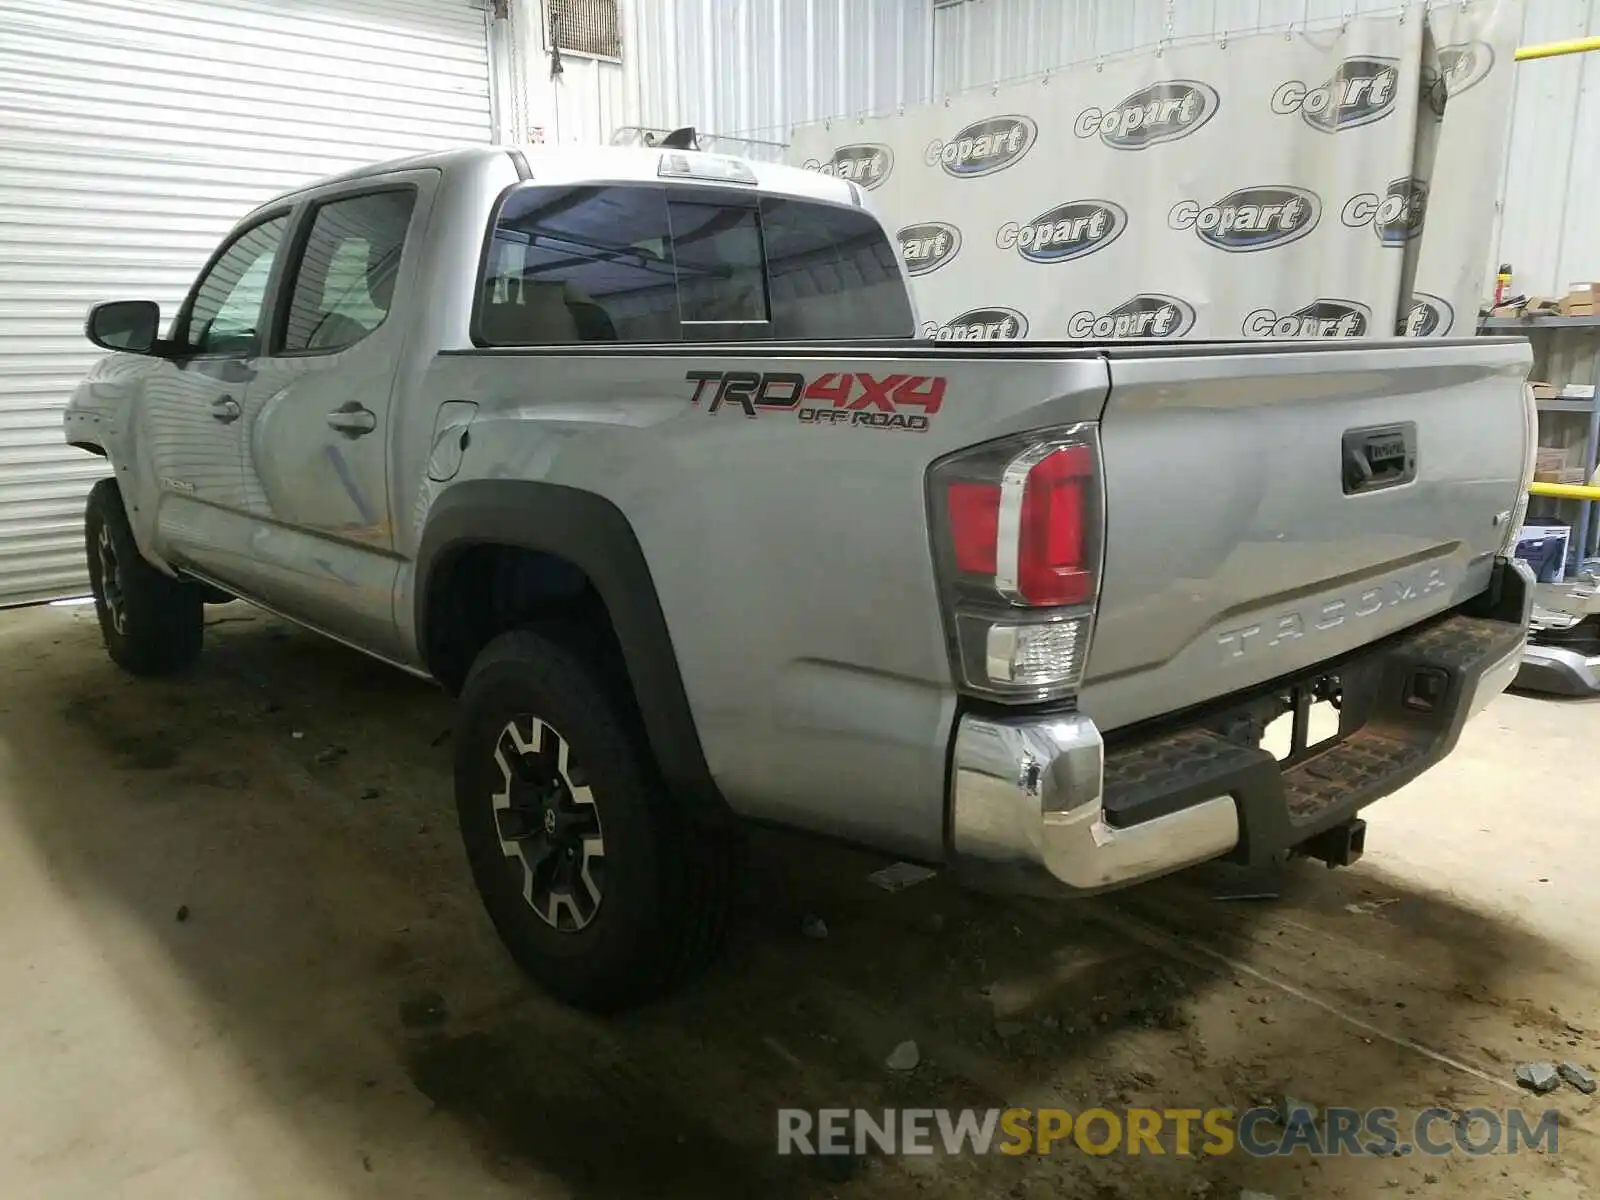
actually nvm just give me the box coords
[85,300,161,354]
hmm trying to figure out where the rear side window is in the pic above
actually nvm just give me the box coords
[476,183,913,346]
[281,189,416,354]
[480,186,682,345]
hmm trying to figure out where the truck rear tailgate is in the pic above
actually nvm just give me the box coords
[1081,338,1533,733]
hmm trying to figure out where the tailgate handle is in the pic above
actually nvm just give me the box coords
[1342,423,1416,495]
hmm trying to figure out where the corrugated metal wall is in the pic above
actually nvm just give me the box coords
[618,0,934,145]
[930,0,1411,94]
[1497,0,1600,296]
[511,0,630,145]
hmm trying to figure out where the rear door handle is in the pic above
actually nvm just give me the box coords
[211,395,241,424]
[327,403,377,438]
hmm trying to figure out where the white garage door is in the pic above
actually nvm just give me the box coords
[0,0,494,606]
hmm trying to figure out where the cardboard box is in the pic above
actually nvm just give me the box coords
[1559,282,1600,316]
[1537,447,1569,476]
[1531,381,1559,402]
[1534,442,1588,482]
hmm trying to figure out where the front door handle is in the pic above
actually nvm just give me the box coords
[211,395,241,424]
[327,403,377,438]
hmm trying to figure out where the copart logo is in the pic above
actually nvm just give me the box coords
[898,221,963,277]
[924,115,1038,179]
[1074,80,1220,150]
[1439,41,1495,96]
[1067,294,1196,339]
[1341,178,1428,246]
[1242,299,1372,339]
[1271,56,1400,133]
[1400,293,1455,337]
[920,307,1029,341]
[686,369,942,433]
[1169,185,1321,253]
[801,143,894,190]
[998,200,1128,264]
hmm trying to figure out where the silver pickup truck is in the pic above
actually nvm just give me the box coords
[64,144,1535,1012]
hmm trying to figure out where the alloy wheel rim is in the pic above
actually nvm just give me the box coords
[96,524,127,636]
[490,716,605,932]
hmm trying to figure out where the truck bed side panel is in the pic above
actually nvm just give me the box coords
[412,348,1108,858]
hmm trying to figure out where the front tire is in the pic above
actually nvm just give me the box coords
[454,629,735,1012]
[84,478,203,676]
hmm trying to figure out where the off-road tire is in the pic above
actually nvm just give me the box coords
[84,478,203,676]
[454,628,738,1012]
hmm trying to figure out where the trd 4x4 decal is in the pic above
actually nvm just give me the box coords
[685,370,945,432]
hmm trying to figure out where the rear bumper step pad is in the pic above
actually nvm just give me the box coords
[1100,611,1527,866]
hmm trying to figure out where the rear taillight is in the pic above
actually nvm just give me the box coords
[928,424,1104,702]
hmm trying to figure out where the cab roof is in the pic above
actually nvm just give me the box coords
[259,143,861,211]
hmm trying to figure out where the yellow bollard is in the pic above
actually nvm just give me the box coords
[1515,36,1600,62]
[1529,481,1600,501]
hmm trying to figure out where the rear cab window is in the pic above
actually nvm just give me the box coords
[476,182,913,346]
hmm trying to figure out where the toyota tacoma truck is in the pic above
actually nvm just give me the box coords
[64,143,1536,1012]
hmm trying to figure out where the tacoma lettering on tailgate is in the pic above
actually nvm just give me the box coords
[685,369,945,432]
[1216,566,1451,660]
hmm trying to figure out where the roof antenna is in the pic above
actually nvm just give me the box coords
[660,126,699,150]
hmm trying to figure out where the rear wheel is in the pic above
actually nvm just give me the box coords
[454,628,736,1012]
[84,478,203,676]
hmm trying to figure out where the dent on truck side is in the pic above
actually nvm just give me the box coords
[412,478,726,814]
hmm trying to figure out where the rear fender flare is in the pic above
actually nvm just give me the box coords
[414,479,723,813]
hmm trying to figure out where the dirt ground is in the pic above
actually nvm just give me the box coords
[0,601,1596,1199]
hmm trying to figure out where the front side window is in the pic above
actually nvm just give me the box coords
[185,215,289,356]
[281,190,416,354]
[481,185,681,346]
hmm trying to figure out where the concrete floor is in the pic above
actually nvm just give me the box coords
[0,602,1596,1199]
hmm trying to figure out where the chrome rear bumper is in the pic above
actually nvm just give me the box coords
[1515,641,1600,696]
[949,605,1527,896]
[949,711,1239,893]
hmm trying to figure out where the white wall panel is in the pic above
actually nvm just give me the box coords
[931,0,1411,94]
[1494,0,1600,297]
[510,0,629,145]
[623,0,933,144]
[0,0,493,606]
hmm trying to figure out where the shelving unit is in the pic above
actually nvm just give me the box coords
[1479,314,1600,574]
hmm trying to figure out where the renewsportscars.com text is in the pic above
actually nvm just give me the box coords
[777,1106,1559,1158]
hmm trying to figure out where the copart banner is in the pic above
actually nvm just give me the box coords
[1402,1,1524,338]
[787,6,1519,342]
